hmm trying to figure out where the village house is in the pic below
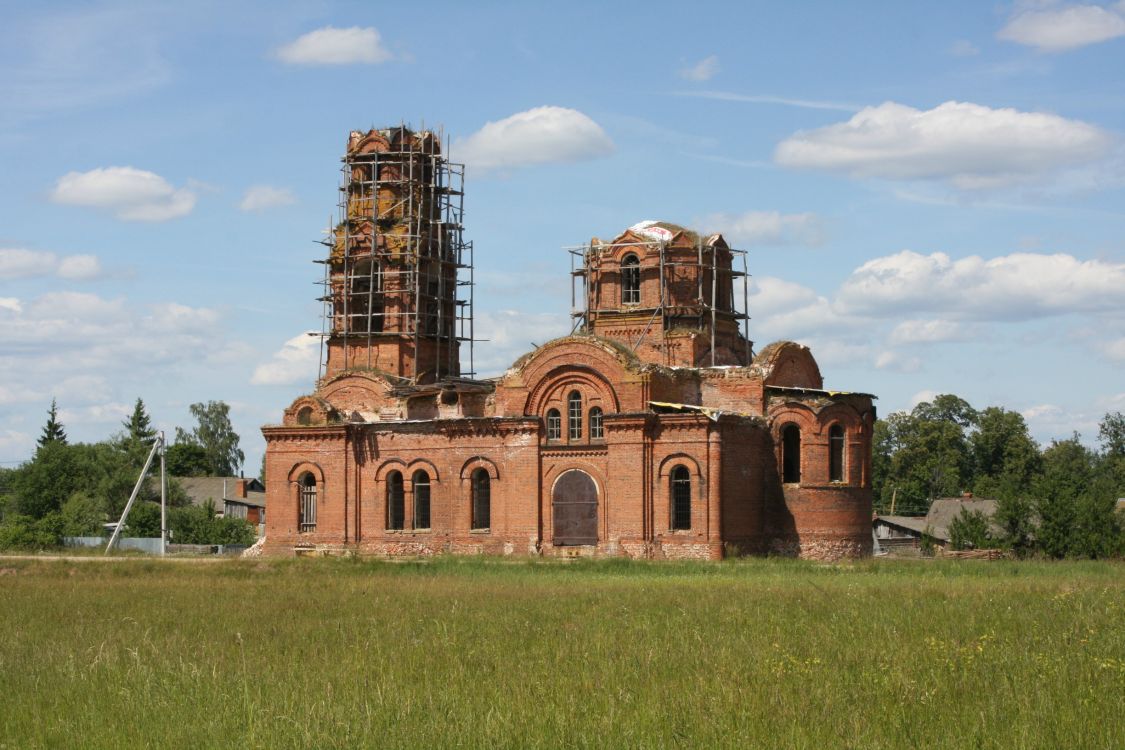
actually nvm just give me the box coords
[260,127,876,560]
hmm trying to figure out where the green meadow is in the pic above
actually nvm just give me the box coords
[0,556,1122,749]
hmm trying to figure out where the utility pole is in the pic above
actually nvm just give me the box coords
[159,430,167,557]
[105,432,165,555]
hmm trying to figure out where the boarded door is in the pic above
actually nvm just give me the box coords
[553,470,598,546]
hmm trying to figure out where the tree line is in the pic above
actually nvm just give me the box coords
[874,394,1125,558]
[0,398,254,550]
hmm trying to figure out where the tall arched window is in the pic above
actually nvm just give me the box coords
[546,409,562,441]
[829,424,845,482]
[386,471,404,530]
[412,470,431,529]
[622,253,640,305]
[298,473,317,532]
[471,468,491,530]
[671,466,691,530]
[589,407,604,440]
[568,391,583,441]
[782,424,801,484]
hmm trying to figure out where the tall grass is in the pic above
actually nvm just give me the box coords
[0,556,1122,749]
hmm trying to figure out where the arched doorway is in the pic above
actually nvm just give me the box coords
[552,470,598,546]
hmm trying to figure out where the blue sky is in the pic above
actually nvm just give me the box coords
[1,0,1123,472]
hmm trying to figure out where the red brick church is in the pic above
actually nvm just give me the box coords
[261,127,875,560]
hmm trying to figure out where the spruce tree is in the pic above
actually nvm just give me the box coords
[37,399,67,449]
[122,398,157,445]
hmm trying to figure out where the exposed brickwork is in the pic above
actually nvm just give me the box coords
[262,133,875,562]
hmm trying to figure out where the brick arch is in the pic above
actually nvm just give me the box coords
[406,458,440,483]
[543,461,606,498]
[287,462,325,483]
[526,366,620,417]
[811,402,865,436]
[657,453,703,478]
[460,456,500,481]
[768,402,818,437]
[374,458,408,481]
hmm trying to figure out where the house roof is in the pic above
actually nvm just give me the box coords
[875,497,1000,542]
[178,477,266,509]
[925,497,999,540]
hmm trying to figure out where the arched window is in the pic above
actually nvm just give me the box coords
[622,253,640,305]
[386,471,404,530]
[298,473,317,532]
[782,424,801,484]
[471,468,491,530]
[568,391,583,441]
[296,406,313,426]
[349,259,383,333]
[546,409,562,441]
[412,470,430,529]
[589,407,604,440]
[829,424,845,482]
[671,466,691,530]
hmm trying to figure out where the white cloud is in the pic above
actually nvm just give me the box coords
[239,185,297,212]
[998,4,1125,52]
[452,107,614,171]
[774,100,1113,189]
[474,310,570,376]
[0,297,21,313]
[0,248,102,280]
[949,39,980,56]
[276,26,392,65]
[910,390,939,409]
[250,333,320,386]
[679,55,720,81]
[888,319,973,345]
[1022,403,1063,421]
[836,250,1125,319]
[701,210,824,247]
[875,351,922,373]
[50,166,196,221]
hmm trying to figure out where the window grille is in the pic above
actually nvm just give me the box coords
[546,409,561,441]
[589,407,604,440]
[413,471,430,529]
[622,254,640,305]
[829,424,845,482]
[568,391,583,441]
[387,471,404,530]
[299,474,317,532]
[671,466,691,530]
[471,469,491,530]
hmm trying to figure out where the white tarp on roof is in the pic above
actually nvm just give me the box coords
[629,220,674,242]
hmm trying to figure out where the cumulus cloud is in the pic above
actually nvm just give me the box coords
[0,248,102,280]
[276,26,392,65]
[774,100,1113,189]
[250,333,320,386]
[887,319,973,345]
[50,166,196,221]
[452,107,614,172]
[875,351,922,373]
[701,210,824,247]
[835,250,1125,319]
[473,310,570,375]
[239,185,297,212]
[679,55,720,81]
[998,3,1125,52]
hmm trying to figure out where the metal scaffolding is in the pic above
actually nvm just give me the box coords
[313,125,474,383]
[567,234,752,367]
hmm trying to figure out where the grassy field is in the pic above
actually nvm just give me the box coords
[0,556,1122,749]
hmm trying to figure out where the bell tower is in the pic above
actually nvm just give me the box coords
[319,126,472,383]
[571,221,752,367]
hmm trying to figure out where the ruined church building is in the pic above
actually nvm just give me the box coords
[261,126,875,560]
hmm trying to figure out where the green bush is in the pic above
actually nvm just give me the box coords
[0,513,63,550]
